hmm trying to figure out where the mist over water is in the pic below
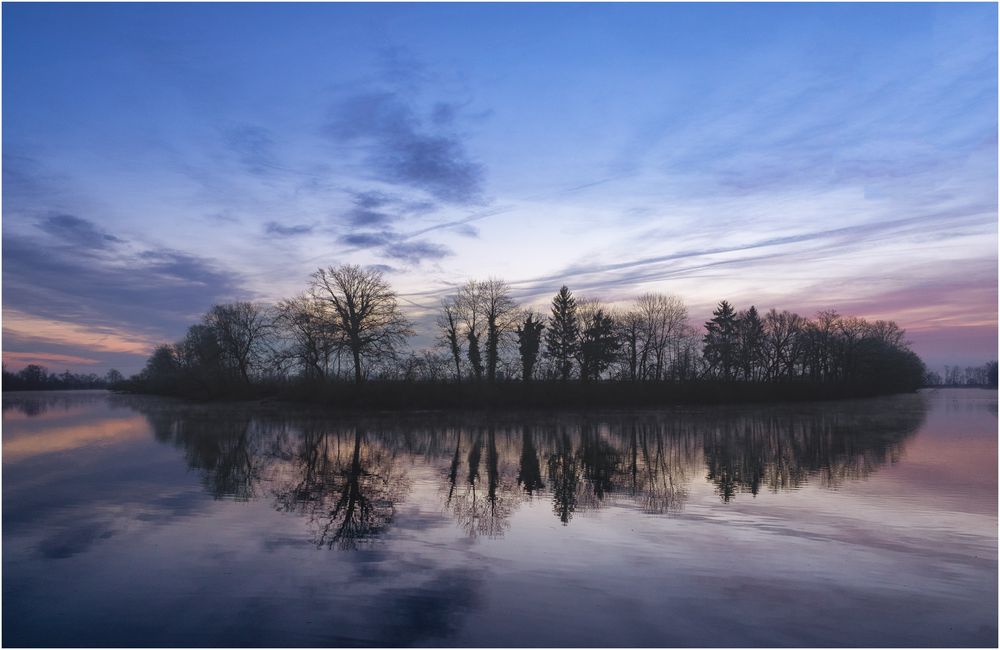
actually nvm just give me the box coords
[3,389,996,647]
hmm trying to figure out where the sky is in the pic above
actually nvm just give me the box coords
[3,2,997,376]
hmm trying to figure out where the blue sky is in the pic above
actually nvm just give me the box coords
[3,2,997,375]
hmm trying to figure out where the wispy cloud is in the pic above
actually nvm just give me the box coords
[383,240,450,265]
[4,216,246,348]
[265,222,314,236]
[338,228,451,265]
[36,213,124,249]
[341,190,436,229]
[340,231,394,248]
[326,91,485,204]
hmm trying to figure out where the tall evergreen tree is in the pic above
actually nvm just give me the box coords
[545,286,580,380]
[736,305,765,381]
[703,300,738,380]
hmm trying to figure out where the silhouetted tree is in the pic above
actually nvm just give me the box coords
[736,306,765,381]
[865,320,906,348]
[545,286,580,381]
[141,345,181,393]
[205,302,274,384]
[309,265,413,384]
[478,279,519,383]
[436,297,464,380]
[703,300,738,380]
[762,309,805,381]
[274,294,338,379]
[617,309,642,381]
[456,280,485,380]
[805,310,841,382]
[175,323,226,392]
[634,293,688,380]
[19,364,47,386]
[578,308,620,381]
[515,313,545,381]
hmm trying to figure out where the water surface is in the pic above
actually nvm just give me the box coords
[3,389,996,647]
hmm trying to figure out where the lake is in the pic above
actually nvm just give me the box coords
[3,388,996,647]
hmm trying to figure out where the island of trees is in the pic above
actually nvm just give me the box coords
[106,263,960,409]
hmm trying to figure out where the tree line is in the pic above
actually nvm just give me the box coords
[119,263,934,405]
[923,362,998,387]
[2,364,123,391]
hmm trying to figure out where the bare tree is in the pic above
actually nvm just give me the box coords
[865,320,906,348]
[616,309,641,381]
[478,278,519,383]
[309,265,413,384]
[447,278,519,383]
[456,280,485,380]
[634,293,688,380]
[436,296,464,381]
[205,302,274,384]
[762,309,805,381]
[274,294,338,379]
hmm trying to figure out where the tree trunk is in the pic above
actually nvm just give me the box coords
[352,346,362,384]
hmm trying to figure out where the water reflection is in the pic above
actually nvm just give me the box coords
[702,408,914,501]
[274,427,409,549]
[4,390,994,648]
[444,427,518,538]
[101,395,927,546]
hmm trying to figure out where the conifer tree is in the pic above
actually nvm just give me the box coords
[736,305,765,381]
[703,300,738,380]
[545,286,580,381]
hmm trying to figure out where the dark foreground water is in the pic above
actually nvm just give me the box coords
[3,389,996,647]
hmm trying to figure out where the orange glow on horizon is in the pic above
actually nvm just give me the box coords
[2,310,158,357]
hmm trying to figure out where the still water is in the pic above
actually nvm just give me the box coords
[3,389,996,647]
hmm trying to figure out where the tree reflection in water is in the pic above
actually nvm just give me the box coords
[702,407,920,502]
[547,430,579,524]
[445,426,518,538]
[144,405,266,501]
[516,427,545,496]
[271,426,408,549]
[127,394,926,548]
